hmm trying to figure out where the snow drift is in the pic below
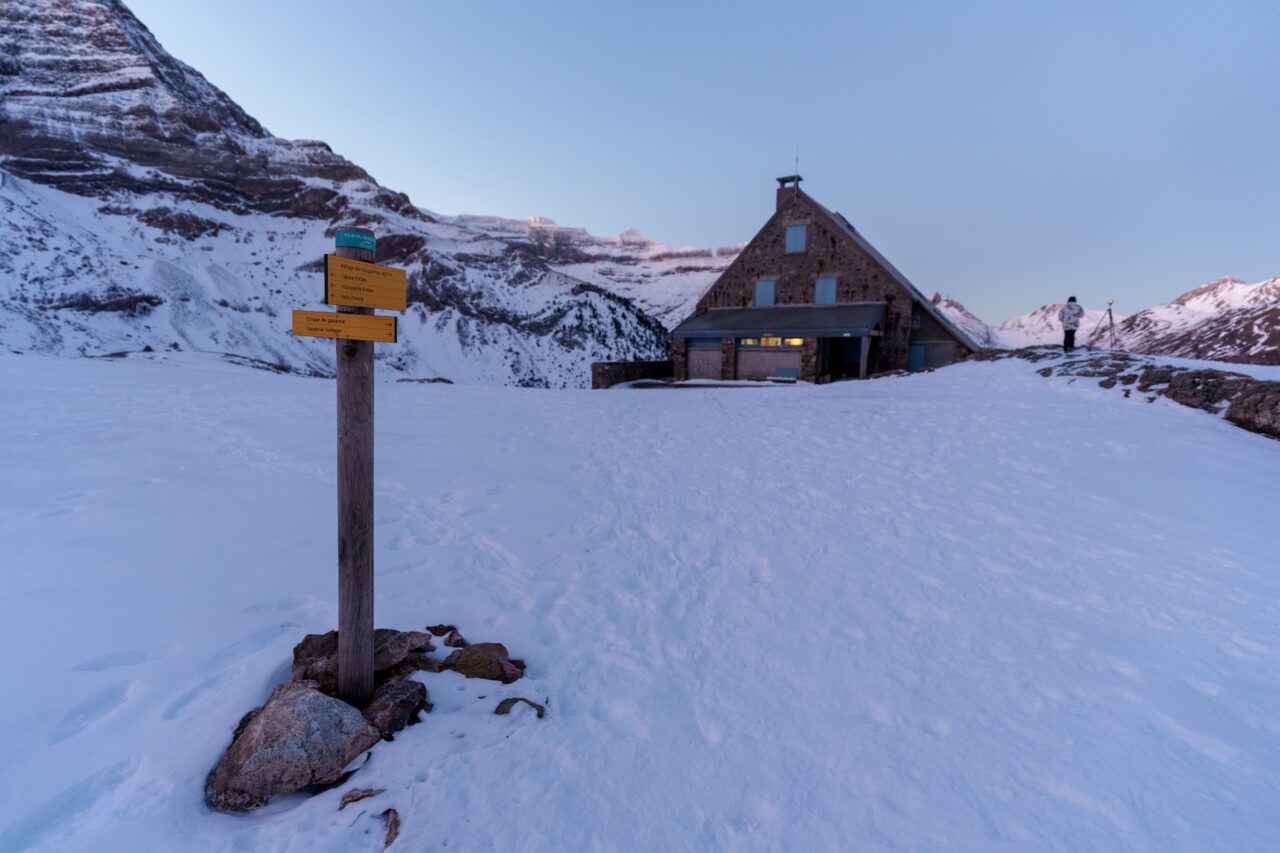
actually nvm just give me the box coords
[2,352,1278,850]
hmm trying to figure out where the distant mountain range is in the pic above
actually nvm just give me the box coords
[934,276,1280,364]
[1,0,1274,381]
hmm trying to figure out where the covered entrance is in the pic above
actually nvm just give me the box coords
[820,336,871,380]
[673,304,885,383]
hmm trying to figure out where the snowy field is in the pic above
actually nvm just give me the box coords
[1,353,1279,851]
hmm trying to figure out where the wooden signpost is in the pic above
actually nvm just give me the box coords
[291,227,406,707]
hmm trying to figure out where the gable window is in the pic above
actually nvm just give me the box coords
[754,279,775,307]
[785,224,807,253]
[815,277,837,305]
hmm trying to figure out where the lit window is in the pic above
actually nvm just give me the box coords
[815,277,836,305]
[754,280,775,307]
[785,224,807,253]
[738,338,760,347]
[784,338,805,347]
[761,336,782,347]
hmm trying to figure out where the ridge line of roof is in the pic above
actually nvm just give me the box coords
[697,302,888,311]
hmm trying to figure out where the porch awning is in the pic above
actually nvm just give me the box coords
[671,304,885,339]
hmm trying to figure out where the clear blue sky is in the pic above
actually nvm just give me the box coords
[127,0,1279,321]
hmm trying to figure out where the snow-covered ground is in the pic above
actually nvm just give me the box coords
[2,353,1279,851]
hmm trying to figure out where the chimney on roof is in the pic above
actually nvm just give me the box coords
[776,174,802,210]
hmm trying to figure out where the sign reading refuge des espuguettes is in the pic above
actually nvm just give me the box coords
[324,255,407,312]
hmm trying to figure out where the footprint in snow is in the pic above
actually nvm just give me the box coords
[0,759,136,851]
[72,647,168,671]
[47,681,135,744]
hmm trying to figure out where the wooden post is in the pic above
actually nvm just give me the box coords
[335,228,375,707]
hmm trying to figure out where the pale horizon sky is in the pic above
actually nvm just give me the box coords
[127,0,1279,322]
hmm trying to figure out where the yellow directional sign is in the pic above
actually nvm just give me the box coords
[292,310,397,343]
[324,255,407,311]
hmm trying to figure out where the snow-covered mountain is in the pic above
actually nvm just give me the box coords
[928,293,995,348]
[0,0,730,386]
[935,277,1279,364]
[993,303,1127,349]
[443,214,738,328]
[1095,276,1280,363]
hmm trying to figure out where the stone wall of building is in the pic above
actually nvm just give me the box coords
[800,337,820,380]
[720,338,737,381]
[671,339,689,382]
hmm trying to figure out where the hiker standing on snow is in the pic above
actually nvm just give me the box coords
[1059,296,1085,352]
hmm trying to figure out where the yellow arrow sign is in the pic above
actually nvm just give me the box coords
[324,255,407,311]
[292,310,397,343]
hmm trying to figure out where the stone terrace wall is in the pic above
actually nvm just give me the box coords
[591,360,674,389]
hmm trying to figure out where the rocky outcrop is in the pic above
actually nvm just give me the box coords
[205,681,381,813]
[980,348,1280,441]
[1226,383,1280,438]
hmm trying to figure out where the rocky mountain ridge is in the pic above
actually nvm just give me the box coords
[0,0,730,386]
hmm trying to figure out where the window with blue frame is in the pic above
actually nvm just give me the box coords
[754,280,775,307]
[785,224,807,253]
[815,277,837,305]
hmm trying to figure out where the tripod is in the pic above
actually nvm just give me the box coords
[1088,299,1117,350]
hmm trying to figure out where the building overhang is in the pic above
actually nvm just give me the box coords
[672,304,885,339]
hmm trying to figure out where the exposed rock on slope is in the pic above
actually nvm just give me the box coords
[973,347,1280,439]
[1092,277,1280,365]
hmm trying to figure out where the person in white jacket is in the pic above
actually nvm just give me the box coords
[1058,296,1085,352]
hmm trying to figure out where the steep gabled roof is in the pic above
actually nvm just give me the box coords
[808,198,980,352]
[673,304,886,338]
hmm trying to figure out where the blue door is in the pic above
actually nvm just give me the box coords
[908,344,926,372]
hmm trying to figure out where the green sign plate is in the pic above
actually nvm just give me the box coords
[334,229,376,252]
